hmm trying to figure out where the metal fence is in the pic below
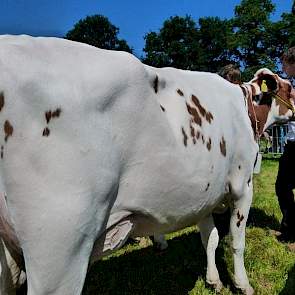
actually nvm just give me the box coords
[259,124,289,154]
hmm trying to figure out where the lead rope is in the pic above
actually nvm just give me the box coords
[271,92,295,114]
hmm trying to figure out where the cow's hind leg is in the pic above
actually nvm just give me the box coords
[13,185,117,295]
[198,214,223,292]
[230,182,254,295]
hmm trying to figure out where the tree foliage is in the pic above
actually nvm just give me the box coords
[231,0,276,80]
[143,16,202,70]
[65,15,132,53]
[142,0,295,80]
[65,2,294,80]
[198,17,235,72]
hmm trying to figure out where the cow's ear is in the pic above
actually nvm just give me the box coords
[250,68,279,95]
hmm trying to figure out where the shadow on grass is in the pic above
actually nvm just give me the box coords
[82,206,282,294]
[213,205,281,237]
[247,207,281,230]
[279,264,295,295]
[83,232,233,295]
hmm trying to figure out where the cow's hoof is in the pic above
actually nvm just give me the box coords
[154,240,168,251]
[239,285,254,295]
[206,280,223,293]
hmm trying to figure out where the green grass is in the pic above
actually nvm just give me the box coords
[83,159,295,295]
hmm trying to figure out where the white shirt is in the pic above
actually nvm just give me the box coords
[286,121,295,142]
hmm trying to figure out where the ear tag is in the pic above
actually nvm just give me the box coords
[261,80,268,92]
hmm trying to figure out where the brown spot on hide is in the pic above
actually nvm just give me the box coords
[4,120,13,142]
[42,127,50,137]
[186,103,202,126]
[190,123,195,138]
[238,165,241,170]
[196,131,200,139]
[46,108,62,124]
[153,75,159,93]
[160,105,165,112]
[236,210,245,227]
[205,183,210,191]
[201,135,205,144]
[191,94,206,117]
[220,136,226,157]
[181,127,188,147]
[0,92,4,112]
[191,94,214,123]
[205,112,214,123]
[52,108,61,118]
[206,137,212,151]
[190,123,197,144]
[177,89,184,96]
[45,111,52,124]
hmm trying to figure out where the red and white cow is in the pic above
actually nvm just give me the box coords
[0,35,294,295]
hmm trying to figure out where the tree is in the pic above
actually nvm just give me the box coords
[279,0,295,48]
[65,15,132,53]
[143,16,204,70]
[143,15,237,72]
[198,17,235,72]
[231,0,276,80]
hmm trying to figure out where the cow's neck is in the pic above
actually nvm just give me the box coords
[247,95,270,139]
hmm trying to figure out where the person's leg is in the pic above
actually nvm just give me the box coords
[275,142,295,239]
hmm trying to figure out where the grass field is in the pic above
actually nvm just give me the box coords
[83,159,295,295]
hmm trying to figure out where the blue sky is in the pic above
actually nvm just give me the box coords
[0,0,293,56]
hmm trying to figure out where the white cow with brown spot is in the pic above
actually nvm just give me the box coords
[0,35,294,295]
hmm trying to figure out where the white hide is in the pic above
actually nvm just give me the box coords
[1,36,293,295]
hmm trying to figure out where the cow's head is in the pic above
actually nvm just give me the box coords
[247,68,295,132]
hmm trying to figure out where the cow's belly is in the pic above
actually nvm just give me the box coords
[110,148,228,235]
